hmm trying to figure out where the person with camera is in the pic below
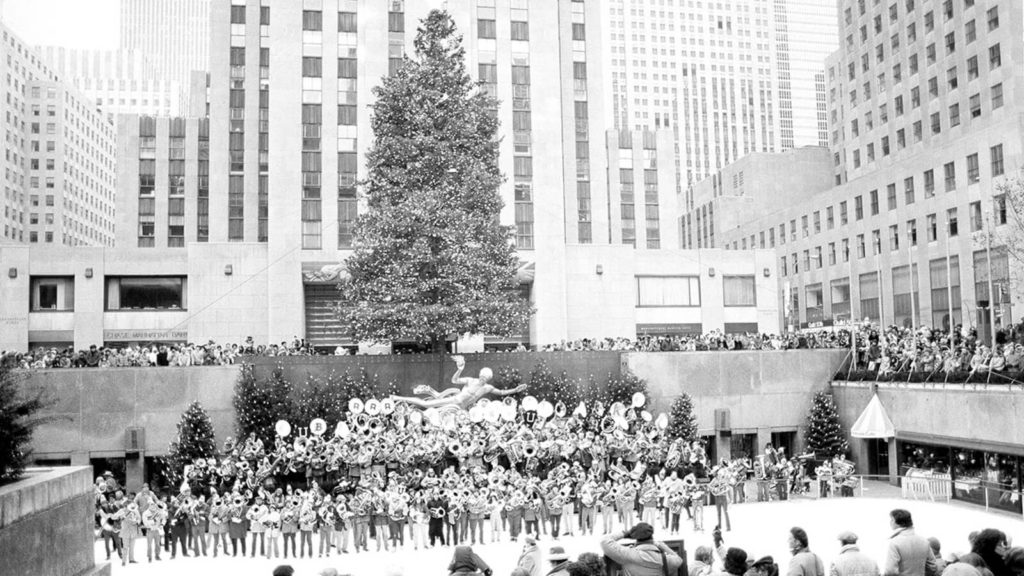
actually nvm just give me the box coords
[600,522,684,576]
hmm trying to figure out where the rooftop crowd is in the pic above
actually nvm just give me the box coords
[5,320,1024,380]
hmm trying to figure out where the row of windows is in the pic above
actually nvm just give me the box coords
[636,275,756,307]
[740,144,1004,252]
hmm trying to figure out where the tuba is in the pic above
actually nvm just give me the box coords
[367,417,384,435]
[709,474,731,496]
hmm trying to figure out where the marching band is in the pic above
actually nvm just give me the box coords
[93,391,859,563]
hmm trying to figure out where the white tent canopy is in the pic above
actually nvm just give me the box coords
[851,393,895,439]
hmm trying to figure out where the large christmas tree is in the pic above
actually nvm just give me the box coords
[666,393,699,443]
[337,10,532,352]
[163,401,217,488]
[805,391,849,458]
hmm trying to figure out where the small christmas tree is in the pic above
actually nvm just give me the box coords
[805,391,849,458]
[666,393,698,443]
[163,401,217,488]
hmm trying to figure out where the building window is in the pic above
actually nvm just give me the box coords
[905,177,915,205]
[870,189,879,215]
[967,153,980,184]
[636,276,701,307]
[302,10,322,31]
[944,162,956,191]
[994,194,1007,225]
[388,11,404,33]
[927,214,938,242]
[947,208,959,237]
[30,276,74,311]
[723,276,756,307]
[989,44,1001,69]
[991,144,1004,176]
[970,201,983,232]
[477,19,496,39]
[511,21,529,41]
[991,83,1003,109]
[105,277,187,311]
[338,12,357,33]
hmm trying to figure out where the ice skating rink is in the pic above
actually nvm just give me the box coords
[95,494,1024,576]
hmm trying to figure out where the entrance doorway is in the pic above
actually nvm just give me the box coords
[867,438,891,478]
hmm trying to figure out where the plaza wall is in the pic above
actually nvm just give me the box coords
[24,351,849,478]
[833,381,1024,477]
[0,466,108,576]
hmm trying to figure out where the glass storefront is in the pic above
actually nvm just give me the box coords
[899,440,1021,514]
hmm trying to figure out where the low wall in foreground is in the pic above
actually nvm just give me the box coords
[0,466,109,576]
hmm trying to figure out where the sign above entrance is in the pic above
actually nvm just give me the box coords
[103,329,188,342]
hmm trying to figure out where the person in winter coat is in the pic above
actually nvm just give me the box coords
[788,527,825,576]
[448,545,492,576]
[600,522,683,576]
[516,535,542,576]
[831,532,880,576]
[883,509,937,576]
[547,546,573,576]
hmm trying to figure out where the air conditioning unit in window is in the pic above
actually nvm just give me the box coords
[714,408,731,432]
[125,427,145,452]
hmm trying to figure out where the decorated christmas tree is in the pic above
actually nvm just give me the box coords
[163,401,217,488]
[234,364,296,447]
[805,391,849,458]
[0,356,48,483]
[666,393,699,443]
[337,10,532,355]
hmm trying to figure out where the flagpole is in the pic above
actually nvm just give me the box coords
[908,235,918,328]
[986,227,997,346]
[945,230,955,345]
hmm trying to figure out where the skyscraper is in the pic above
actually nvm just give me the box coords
[602,0,837,211]
[120,0,210,111]
[0,22,117,247]
[38,46,183,118]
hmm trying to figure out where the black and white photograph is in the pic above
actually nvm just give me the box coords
[0,0,1023,575]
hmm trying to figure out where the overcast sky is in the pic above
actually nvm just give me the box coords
[2,0,119,49]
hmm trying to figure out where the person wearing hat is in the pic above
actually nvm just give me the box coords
[830,531,879,576]
[787,527,824,576]
[547,545,572,576]
[601,522,684,576]
[517,535,542,576]
[883,509,936,576]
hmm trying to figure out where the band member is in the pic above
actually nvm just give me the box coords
[120,501,141,566]
[99,490,125,561]
[352,492,371,552]
[488,493,504,543]
[410,497,429,550]
[709,461,732,532]
[247,496,267,558]
[318,494,336,557]
[264,506,281,559]
[371,490,391,551]
[685,472,705,532]
[427,489,447,547]
[579,478,597,536]
[208,496,229,558]
[280,498,298,558]
[168,492,191,558]
[189,494,209,557]
[298,498,317,557]
[142,496,165,557]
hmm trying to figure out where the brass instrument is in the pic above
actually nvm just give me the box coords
[367,417,383,435]
[709,473,731,496]
[429,507,446,518]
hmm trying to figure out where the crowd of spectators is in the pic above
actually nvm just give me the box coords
[258,510,1022,576]
[6,320,1024,381]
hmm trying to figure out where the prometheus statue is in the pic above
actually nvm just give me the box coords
[391,355,527,410]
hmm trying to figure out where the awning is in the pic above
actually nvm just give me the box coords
[851,393,895,439]
[516,261,535,284]
[302,262,349,284]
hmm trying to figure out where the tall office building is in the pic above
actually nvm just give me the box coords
[602,0,837,210]
[120,0,210,111]
[38,47,183,119]
[0,23,117,247]
[719,0,1021,342]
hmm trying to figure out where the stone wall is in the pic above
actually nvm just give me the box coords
[25,351,849,468]
[833,381,1024,475]
[0,466,109,576]
[628,349,849,432]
